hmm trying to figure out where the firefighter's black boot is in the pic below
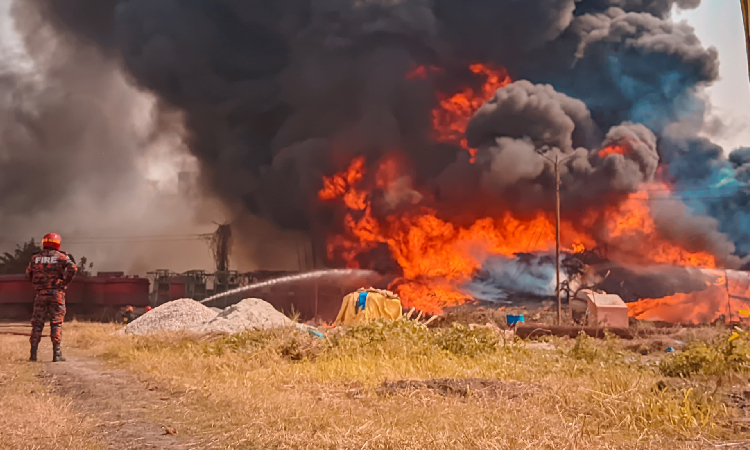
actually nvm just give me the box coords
[52,346,65,362]
[29,345,37,362]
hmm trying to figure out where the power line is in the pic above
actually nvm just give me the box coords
[64,238,210,245]
[639,195,748,202]
[0,233,213,245]
[641,186,749,194]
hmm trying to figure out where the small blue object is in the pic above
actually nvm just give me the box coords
[307,328,325,339]
[297,326,325,339]
[666,347,675,353]
[507,314,525,326]
[357,292,368,313]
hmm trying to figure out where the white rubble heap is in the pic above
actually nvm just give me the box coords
[123,298,296,335]
[192,298,295,334]
[124,299,219,335]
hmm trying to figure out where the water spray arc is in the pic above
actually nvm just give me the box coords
[200,269,379,305]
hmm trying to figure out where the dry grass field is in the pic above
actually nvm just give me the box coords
[0,334,102,450]
[1,319,749,449]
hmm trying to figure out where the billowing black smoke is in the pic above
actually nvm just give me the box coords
[0,1,141,227]
[660,136,750,260]
[12,0,748,268]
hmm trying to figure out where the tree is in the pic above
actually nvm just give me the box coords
[76,256,94,277]
[0,239,94,276]
[0,239,41,274]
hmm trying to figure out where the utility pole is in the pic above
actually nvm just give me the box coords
[555,154,562,326]
[725,270,733,323]
[742,0,750,83]
[537,150,573,325]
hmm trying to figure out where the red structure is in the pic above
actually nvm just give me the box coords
[0,268,391,324]
[0,272,149,321]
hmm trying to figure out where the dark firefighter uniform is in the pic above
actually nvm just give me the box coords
[26,233,78,362]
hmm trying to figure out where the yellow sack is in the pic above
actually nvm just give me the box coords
[335,288,403,326]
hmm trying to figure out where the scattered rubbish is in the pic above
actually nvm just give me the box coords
[516,325,634,340]
[376,378,536,399]
[124,299,219,335]
[336,288,403,326]
[570,298,588,323]
[525,341,556,351]
[666,347,675,353]
[423,315,440,327]
[298,325,325,338]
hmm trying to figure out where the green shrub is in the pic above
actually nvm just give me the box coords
[329,320,501,358]
[659,342,725,377]
[569,331,599,363]
[660,328,750,377]
[332,320,431,348]
[433,323,499,356]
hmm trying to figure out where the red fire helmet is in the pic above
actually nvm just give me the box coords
[42,232,61,250]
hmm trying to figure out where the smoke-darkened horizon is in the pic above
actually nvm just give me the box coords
[3,1,750,308]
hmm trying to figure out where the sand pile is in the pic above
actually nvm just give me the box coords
[124,299,219,335]
[193,298,295,334]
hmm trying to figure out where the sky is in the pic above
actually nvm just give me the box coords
[674,1,750,151]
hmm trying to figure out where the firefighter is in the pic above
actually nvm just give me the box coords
[26,233,78,362]
[123,306,135,324]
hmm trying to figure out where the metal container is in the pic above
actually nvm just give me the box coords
[0,273,149,321]
[86,274,150,307]
[0,275,33,305]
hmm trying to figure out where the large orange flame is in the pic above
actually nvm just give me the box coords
[319,159,720,314]
[405,65,441,80]
[318,156,367,210]
[319,157,593,313]
[602,187,717,268]
[431,64,511,162]
[598,144,630,158]
[628,271,750,324]
[317,64,726,318]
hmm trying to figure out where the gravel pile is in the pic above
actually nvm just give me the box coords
[124,299,219,335]
[192,298,295,334]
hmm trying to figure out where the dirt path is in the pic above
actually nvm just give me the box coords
[40,356,203,449]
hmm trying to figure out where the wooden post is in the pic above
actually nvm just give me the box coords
[313,279,320,322]
[555,154,562,326]
[537,150,572,326]
[725,270,733,323]
[742,0,750,83]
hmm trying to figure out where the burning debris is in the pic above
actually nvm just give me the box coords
[627,269,750,325]
[12,0,750,321]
